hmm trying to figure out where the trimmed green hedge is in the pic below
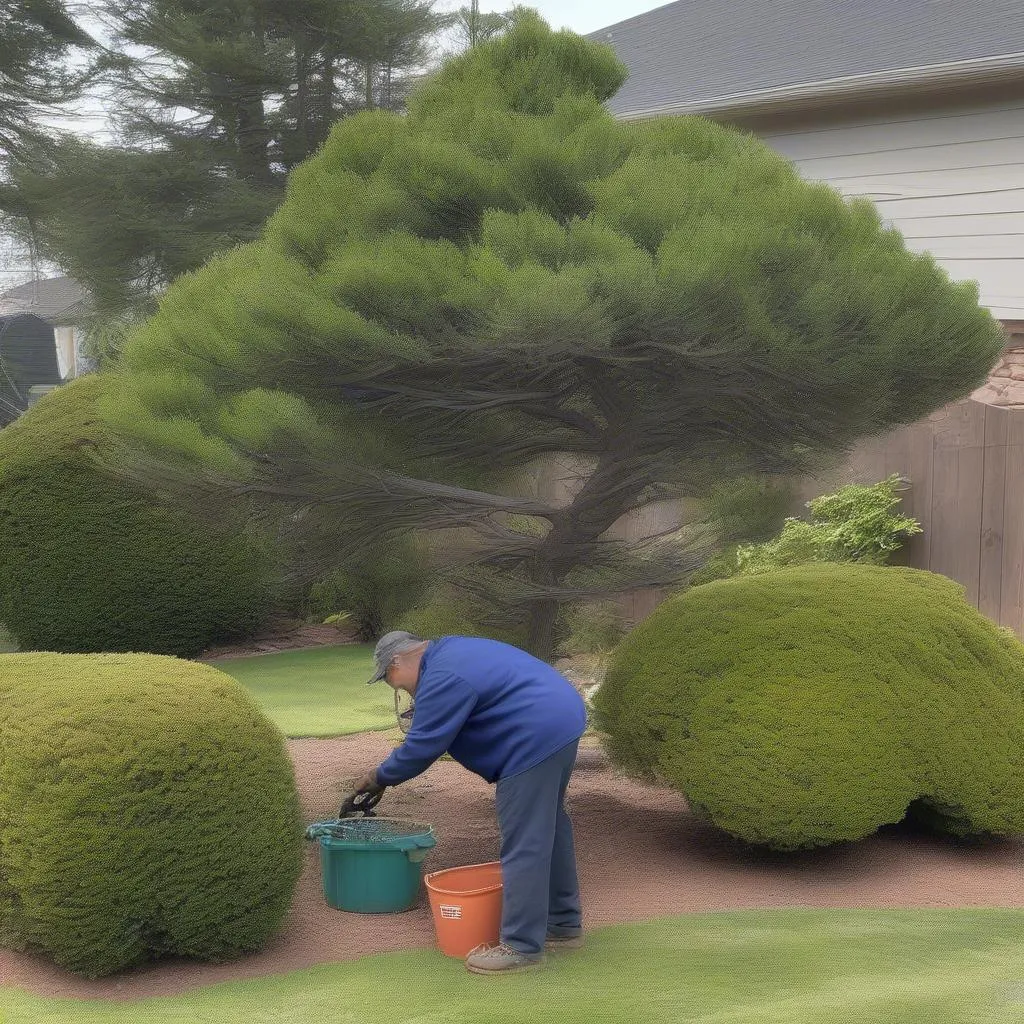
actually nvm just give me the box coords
[594,563,1024,850]
[0,653,303,977]
[0,376,272,657]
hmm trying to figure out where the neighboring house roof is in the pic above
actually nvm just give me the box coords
[0,276,90,324]
[0,314,63,426]
[589,0,1024,120]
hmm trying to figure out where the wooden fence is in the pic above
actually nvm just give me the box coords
[796,398,1024,637]
[535,397,1024,636]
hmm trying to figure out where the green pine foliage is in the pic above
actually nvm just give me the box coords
[0,653,303,977]
[0,0,94,156]
[104,13,1006,658]
[397,593,483,639]
[1,1,445,327]
[0,376,273,657]
[560,599,627,656]
[304,535,430,640]
[730,475,921,576]
[593,563,1024,851]
[397,585,529,647]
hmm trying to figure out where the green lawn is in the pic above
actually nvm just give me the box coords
[209,644,397,738]
[2,909,1023,1023]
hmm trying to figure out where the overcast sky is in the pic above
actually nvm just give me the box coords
[478,1,668,34]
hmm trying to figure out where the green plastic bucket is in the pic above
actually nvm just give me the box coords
[317,818,437,914]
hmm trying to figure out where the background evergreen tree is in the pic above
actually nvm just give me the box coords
[449,1,514,50]
[0,0,445,336]
[103,13,1005,659]
[0,0,95,161]
[0,0,96,292]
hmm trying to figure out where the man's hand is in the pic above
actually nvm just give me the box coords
[355,769,384,794]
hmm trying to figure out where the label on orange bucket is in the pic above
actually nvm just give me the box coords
[439,905,463,919]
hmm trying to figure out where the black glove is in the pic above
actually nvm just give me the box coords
[339,787,385,818]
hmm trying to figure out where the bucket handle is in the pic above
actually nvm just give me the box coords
[405,832,436,862]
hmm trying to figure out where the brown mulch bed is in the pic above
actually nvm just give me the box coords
[198,623,359,661]
[2,732,1022,1002]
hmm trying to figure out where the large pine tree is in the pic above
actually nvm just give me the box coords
[104,13,1005,659]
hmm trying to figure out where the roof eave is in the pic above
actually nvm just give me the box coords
[612,50,1024,121]
[49,299,90,323]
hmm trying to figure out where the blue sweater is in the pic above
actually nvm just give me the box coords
[375,637,587,786]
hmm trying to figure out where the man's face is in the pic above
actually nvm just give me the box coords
[385,648,421,692]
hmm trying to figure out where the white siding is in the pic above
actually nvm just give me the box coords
[53,325,74,379]
[760,98,1024,320]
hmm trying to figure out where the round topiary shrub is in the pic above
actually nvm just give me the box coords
[594,563,1024,850]
[0,376,273,657]
[0,652,303,977]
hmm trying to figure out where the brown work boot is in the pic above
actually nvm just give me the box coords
[545,928,583,950]
[465,942,545,975]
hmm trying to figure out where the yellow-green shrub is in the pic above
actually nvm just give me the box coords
[0,653,302,977]
[0,376,274,657]
[594,563,1024,850]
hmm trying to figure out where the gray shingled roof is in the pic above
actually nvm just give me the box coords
[589,0,1024,118]
[0,276,89,324]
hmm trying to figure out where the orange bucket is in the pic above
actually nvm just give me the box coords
[424,860,503,958]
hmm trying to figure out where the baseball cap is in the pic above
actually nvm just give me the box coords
[366,630,426,684]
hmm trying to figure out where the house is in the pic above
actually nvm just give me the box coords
[0,276,93,383]
[587,0,1024,632]
[589,0,1024,334]
[0,314,64,426]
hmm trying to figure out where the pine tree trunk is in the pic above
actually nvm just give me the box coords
[522,450,650,662]
[294,42,311,161]
[526,597,559,663]
[365,62,374,109]
[237,13,272,183]
[320,55,335,138]
[236,95,273,183]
